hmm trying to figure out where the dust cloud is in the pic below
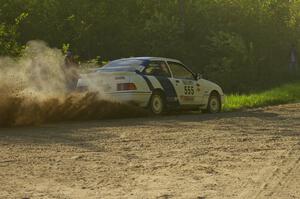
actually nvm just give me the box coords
[0,41,147,127]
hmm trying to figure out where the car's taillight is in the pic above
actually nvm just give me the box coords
[117,83,137,91]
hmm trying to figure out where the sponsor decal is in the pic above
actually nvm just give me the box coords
[182,80,194,85]
[180,96,194,101]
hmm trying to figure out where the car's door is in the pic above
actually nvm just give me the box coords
[167,61,202,105]
[143,61,181,106]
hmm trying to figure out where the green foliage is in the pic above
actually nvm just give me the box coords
[0,23,20,56]
[204,31,251,91]
[1,0,300,92]
[62,43,70,54]
[224,82,300,111]
[0,12,27,56]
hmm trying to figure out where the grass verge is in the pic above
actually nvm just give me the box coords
[223,82,300,111]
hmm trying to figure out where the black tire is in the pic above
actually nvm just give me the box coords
[206,93,221,114]
[149,93,165,115]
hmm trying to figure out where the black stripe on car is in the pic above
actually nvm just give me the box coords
[141,75,154,91]
[136,70,154,91]
[155,76,180,106]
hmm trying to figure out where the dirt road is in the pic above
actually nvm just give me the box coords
[0,103,299,199]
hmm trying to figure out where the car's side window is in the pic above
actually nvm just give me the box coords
[167,62,195,80]
[143,61,171,77]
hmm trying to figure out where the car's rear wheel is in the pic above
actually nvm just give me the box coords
[149,93,165,115]
[206,93,221,114]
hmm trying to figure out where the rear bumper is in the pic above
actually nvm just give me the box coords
[104,91,152,107]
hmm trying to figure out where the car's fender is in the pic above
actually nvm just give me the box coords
[199,79,224,105]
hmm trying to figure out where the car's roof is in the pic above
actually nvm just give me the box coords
[116,57,182,63]
[98,57,186,73]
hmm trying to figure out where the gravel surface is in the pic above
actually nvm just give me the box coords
[0,103,299,199]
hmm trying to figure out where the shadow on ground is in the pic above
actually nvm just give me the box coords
[0,109,285,149]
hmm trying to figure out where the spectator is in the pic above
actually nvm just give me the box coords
[289,44,298,73]
[64,51,79,90]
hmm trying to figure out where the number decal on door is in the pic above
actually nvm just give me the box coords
[184,86,194,95]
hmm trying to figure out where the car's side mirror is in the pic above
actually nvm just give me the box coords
[196,73,203,80]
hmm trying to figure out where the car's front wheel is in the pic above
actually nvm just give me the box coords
[149,93,165,115]
[206,93,221,113]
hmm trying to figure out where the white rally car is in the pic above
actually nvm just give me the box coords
[77,57,224,115]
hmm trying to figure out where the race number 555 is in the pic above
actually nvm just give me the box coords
[184,85,194,95]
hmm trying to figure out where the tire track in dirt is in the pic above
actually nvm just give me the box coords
[237,103,300,199]
[262,150,300,198]
[0,103,300,199]
[239,146,300,199]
